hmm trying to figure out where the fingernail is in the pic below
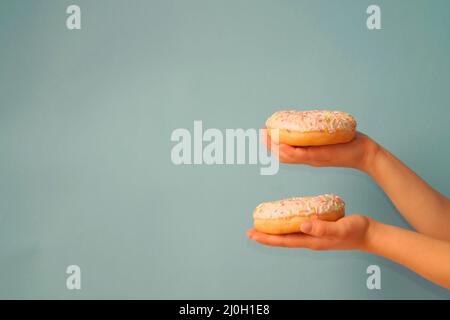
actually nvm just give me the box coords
[300,222,312,233]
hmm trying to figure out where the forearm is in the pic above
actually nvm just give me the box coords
[363,219,450,290]
[364,144,450,241]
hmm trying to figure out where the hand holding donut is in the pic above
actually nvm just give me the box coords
[247,109,450,290]
[247,214,372,251]
[262,129,379,173]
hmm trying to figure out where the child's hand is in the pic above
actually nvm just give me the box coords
[262,129,379,173]
[247,215,372,251]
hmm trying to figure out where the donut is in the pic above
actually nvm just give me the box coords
[253,194,345,235]
[266,110,356,146]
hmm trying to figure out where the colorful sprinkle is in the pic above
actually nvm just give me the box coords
[266,110,356,133]
[253,194,345,220]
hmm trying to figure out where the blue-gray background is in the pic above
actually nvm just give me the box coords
[1,0,449,299]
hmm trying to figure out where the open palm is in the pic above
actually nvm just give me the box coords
[247,215,372,251]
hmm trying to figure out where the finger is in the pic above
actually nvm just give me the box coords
[261,128,279,152]
[286,146,310,163]
[260,128,269,145]
[250,233,302,248]
[261,130,293,163]
[261,129,320,165]
[248,229,322,248]
[300,220,346,239]
[272,140,307,163]
[246,228,257,238]
[276,144,298,163]
[302,146,332,163]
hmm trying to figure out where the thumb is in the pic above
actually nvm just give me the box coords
[300,220,345,238]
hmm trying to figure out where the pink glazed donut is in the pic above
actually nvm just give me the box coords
[266,110,356,146]
[253,194,345,235]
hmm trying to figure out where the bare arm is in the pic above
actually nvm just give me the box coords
[366,219,450,289]
[367,146,450,241]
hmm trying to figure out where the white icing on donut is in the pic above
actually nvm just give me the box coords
[253,194,345,220]
[266,110,356,133]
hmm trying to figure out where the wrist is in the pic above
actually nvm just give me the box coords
[360,138,382,175]
[359,217,381,252]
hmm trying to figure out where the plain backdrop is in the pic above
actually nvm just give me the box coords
[0,0,449,298]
